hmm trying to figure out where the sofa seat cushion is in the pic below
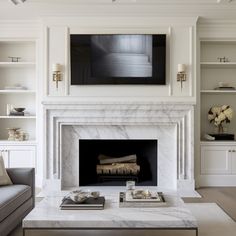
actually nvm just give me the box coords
[0,184,31,222]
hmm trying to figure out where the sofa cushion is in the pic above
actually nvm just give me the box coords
[0,156,12,186]
[0,184,31,222]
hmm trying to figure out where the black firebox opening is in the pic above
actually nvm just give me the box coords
[79,139,157,186]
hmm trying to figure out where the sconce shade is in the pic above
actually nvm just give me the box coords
[52,63,61,72]
[177,64,186,73]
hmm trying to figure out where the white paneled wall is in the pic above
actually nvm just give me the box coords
[44,17,197,103]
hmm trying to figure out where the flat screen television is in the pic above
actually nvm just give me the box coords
[70,34,166,85]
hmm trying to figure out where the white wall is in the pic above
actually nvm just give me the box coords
[0,17,197,189]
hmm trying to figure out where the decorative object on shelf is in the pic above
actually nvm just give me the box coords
[6,104,13,116]
[215,82,235,90]
[6,128,29,141]
[208,105,233,134]
[21,130,29,141]
[204,134,215,141]
[215,87,235,90]
[8,56,21,62]
[219,82,230,87]
[217,0,233,4]
[6,128,20,141]
[207,133,234,141]
[177,64,187,90]
[4,84,27,90]
[217,56,229,63]
[10,107,25,116]
[52,63,62,89]
[13,107,25,112]
[10,0,26,5]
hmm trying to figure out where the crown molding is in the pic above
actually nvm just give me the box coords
[1,1,236,20]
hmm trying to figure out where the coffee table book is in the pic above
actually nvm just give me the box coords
[60,196,105,210]
[119,192,167,208]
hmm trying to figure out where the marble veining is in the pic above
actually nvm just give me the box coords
[43,102,195,196]
[23,188,197,229]
[62,125,176,190]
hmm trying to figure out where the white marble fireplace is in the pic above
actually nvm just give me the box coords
[43,101,196,196]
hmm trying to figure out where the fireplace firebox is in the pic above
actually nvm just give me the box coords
[79,139,157,186]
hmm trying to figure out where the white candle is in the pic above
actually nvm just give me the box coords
[178,64,186,73]
[52,63,61,72]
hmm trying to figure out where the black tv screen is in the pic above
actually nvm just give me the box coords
[70,34,166,85]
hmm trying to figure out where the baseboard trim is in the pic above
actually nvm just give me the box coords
[198,175,236,187]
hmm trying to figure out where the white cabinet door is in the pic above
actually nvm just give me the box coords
[9,150,35,168]
[0,145,36,170]
[201,146,232,174]
[8,146,35,168]
[231,150,236,174]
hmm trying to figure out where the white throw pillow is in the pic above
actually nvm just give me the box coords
[0,155,12,185]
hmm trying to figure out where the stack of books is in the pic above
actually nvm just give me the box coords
[9,111,24,116]
[215,86,235,90]
[60,196,105,210]
[119,191,166,208]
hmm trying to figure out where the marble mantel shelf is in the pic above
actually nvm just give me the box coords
[42,100,196,106]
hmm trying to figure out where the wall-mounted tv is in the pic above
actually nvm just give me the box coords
[70,34,166,85]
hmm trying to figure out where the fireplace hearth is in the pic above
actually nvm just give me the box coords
[79,139,157,186]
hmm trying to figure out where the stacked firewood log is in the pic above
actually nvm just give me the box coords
[96,154,140,175]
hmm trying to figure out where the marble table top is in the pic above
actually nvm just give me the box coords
[23,188,197,229]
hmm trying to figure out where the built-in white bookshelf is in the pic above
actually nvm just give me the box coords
[199,40,236,186]
[0,41,37,142]
[200,40,236,140]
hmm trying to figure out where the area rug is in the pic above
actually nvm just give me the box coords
[10,203,236,236]
[183,187,236,222]
[187,203,236,236]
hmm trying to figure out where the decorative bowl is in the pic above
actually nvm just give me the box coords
[90,191,100,198]
[132,189,152,199]
[69,190,89,203]
[14,108,25,112]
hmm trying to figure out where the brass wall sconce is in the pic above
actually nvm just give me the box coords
[52,63,62,89]
[177,64,187,90]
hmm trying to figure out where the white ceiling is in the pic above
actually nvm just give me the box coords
[1,0,236,20]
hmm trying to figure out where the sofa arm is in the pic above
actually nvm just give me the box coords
[6,168,35,205]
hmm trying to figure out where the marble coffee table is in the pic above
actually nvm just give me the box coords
[23,189,198,236]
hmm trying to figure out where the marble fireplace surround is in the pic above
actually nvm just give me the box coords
[43,102,195,196]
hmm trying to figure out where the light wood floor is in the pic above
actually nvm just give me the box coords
[183,187,236,221]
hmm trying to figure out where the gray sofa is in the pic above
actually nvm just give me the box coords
[0,168,35,236]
